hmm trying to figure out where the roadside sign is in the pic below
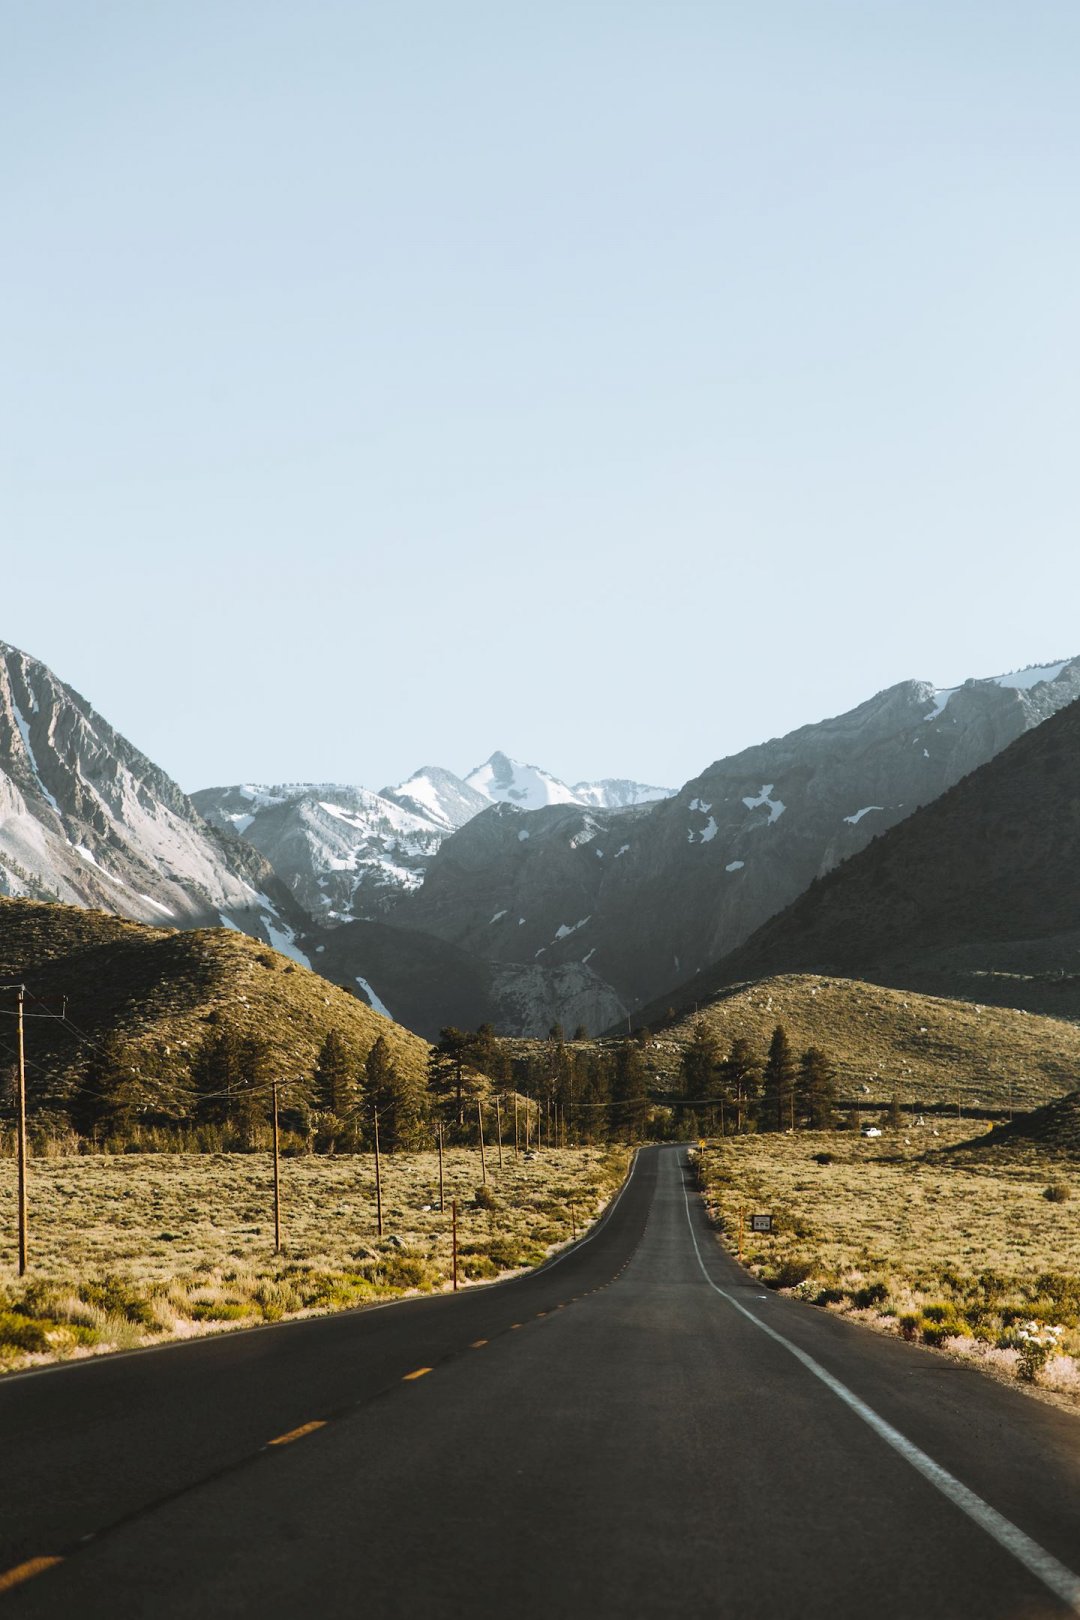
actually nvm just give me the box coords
[698,1139,707,1150]
[751,1213,773,1233]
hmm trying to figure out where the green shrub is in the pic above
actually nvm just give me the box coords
[80,1276,158,1329]
[1017,1340,1052,1382]
[853,1282,889,1310]
[377,1255,432,1291]
[462,1255,499,1280]
[0,1311,52,1353]
[1045,1183,1071,1203]
[765,1256,816,1290]
[473,1185,498,1211]
[189,1301,249,1322]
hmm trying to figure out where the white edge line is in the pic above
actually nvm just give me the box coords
[680,1152,1080,1615]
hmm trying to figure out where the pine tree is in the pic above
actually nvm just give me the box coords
[190,1028,249,1128]
[798,1047,837,1129]
[69,1035,148,1139]
[313,1030,356,1119]
[364,1035,424,1151]
[723,1037,761,1133]
[189,1029,270,1146]
[611,1041,648,1142]
[427,1027,477,1127]
[760,1025,796,1132]
[681,1020,721,1134]
[579,1050,613,1143]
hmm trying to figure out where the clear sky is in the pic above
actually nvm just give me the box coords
[4,2,1079,794]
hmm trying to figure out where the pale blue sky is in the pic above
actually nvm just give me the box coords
[4,2,1079,793]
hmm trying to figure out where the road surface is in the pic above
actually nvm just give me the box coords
[3,1146,1080,1617]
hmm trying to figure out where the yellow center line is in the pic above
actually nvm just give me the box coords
[511,1322,523,1329]
[268,1421,326,1447]
[403,1367,432,1381]
[470,1339,488,1348]
[0,1558,64,1594]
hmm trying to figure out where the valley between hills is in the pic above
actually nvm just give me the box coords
[1,639,1079,1419]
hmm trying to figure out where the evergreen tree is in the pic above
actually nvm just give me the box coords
[680,1020,721,1133]
[190,1028,249,1127]
[69,1035,149,1139]
[760,1025,796,1132]
[611,1041,648,1142]
[364,1035,424,1150]
[798,1047,838,1129]
[578,1049,613,1143]
[723,1037,761,1133]
[189,1029,270,1145]
[467,1023,509,1085]
[313,1030,356,1118]
[427,1027,477,1126]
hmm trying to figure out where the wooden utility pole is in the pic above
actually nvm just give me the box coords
[16,986,27,1277]
[514,1094,519,1155]
[271,1078,282,1254]
[437,1122,445,1212]
[495,1095,504,1169]
[570,1198,576,1240]
[451,1199,458,1292]
[477,1100,487,1184]
[374,1109,383,1237]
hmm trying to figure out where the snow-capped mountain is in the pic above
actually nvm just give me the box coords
[465,751,674,813]
[196,757,673,924]
[381,766,489,831]
[191,781,455,922]
[572,777,677,810]
[0,642,307,955]
[388,659,1080,1012]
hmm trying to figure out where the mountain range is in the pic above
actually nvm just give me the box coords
[192,754,673,924]
[3,636,1078,1040]
[643,677,1080,1025]
[378,661,1080,1017]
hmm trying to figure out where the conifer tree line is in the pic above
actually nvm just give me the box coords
[14,1014,838,1150]
[678,1020,838,1135]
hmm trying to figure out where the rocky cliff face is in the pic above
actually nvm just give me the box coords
[309,914,627,1040]
[191,781,456,922]
[386,661,1080,1012]
[0,642,307,954]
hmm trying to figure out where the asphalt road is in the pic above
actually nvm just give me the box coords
[3,1146,1080,1618]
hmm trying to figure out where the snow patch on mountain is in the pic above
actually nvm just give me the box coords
[743,785,786,823]
[844,806,884,826]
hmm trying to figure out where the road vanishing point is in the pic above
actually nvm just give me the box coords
[3,1147,1080,1618]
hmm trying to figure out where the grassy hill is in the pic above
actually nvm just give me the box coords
[0,897,430,1111]
[956,1090,1080,1158]
[645,975,1080,1112]
[638,695,1080,1024]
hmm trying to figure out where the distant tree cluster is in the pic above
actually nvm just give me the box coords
[678,1021,838,1135]
[53,1014,838,1153]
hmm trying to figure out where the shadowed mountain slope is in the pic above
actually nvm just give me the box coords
[389,663,1080,1013]
[0,896,429,1111]
[639,696,1080,1025]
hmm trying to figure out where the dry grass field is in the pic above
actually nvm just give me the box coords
[695,1121,1080,1404]
[0,1146,627,1373]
